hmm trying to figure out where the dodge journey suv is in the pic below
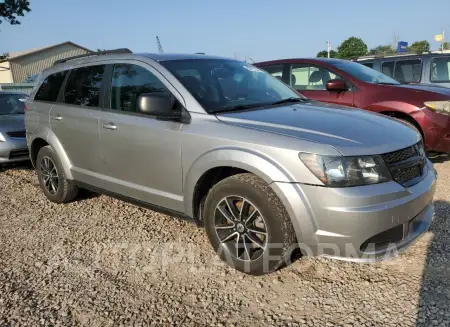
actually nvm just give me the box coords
[25,50,436,275]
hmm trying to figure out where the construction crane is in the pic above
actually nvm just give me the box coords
[156,36,164,53]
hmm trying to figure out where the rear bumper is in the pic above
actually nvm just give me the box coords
[0,137,29,164]
[272,159,436,262]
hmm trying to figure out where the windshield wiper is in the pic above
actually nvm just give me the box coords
[214,103,268,113]
[270,97,308,105]
[214,97,308,113]
[375,82,398,85]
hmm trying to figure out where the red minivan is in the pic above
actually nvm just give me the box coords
[256,58,450,153]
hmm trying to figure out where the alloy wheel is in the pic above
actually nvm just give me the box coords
[214,196,268,261]
[40,156,59,195]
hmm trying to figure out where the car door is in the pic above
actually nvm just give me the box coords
[97,61,184,212]
[49,64,106,184]
[288,63,354,107]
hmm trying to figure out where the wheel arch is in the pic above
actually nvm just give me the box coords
[184,147,293,221]
[379,110,424,139]
[29,131,73,180]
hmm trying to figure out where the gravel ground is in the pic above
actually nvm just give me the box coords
[0,159,449,327]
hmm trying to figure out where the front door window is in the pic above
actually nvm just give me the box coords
[290,64,339,91]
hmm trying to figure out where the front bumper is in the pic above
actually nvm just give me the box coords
[272,159,436,262]
[0,137,29,164]
[417,109,450,153]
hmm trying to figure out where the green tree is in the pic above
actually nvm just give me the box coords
[443,42,450,50]
[316,50,338,58]
[337,37,368,59]
[408,40,430,54]
[0,0,30,25]
[0,53,8,60]
[368,45,395,55]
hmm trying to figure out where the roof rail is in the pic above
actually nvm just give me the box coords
[353,51,437,61]
[53,48,132,65]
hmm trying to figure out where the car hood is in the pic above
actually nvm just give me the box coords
[0,114,25,132]
[215,101,420,156]
[395,83,450,96]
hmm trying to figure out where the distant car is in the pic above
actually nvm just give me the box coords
[353,53,450,88]
[256,58,450,153]
[0,92,29,166]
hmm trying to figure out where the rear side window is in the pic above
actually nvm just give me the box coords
[110,64,169,112]
[361,62,373,68]
[34,71,67,102]
[64,65,105,107]
[431,57,450,82]
[381,61,395,77]
[394,59,422,83]
[260,64,284,79]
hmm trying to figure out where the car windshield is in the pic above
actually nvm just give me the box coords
[161,59,305,113]
[0,93,28,115]
[331,61,400,85]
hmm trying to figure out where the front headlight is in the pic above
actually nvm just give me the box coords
[0,133,5,142]
[424,101,450,115]
[299,153,391,187]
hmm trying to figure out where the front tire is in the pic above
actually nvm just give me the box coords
[36,146,79,203]
[204,173,297,275]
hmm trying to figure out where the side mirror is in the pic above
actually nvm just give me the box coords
[137,93,182,121]
[326,79,348,91]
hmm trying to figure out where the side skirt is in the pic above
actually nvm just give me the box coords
[72,181,198,226]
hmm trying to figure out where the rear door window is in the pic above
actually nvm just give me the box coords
[394,59,422,83]
[34,71,68,102]
[260,64,284,80]
[63,65,106,107]
[381,61,395,77]
[430,57,450,82]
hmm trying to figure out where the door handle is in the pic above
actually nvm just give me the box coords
[102,123,117,130]
[51,115,63,121]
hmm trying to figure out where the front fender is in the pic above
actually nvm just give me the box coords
[183,147,294,217]
[367,101,422,115]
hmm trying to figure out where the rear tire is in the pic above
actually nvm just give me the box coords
[203,173,297,275]
[36,145,78,203]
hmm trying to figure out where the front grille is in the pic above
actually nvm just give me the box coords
[382,146,416,165]
[9,149,29,159]
[393,165,421,184]
[7,130,26,138]
[360,225,404,252]
[381,142,425,187]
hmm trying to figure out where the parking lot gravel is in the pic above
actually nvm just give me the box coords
[1,159,449,327]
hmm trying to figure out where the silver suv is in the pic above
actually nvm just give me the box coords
[25,50,437,275]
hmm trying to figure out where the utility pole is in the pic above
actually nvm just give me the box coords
[442,30,445,53]
[392,32,399,53]
[326,41,331,58]
[156,36,164,53]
